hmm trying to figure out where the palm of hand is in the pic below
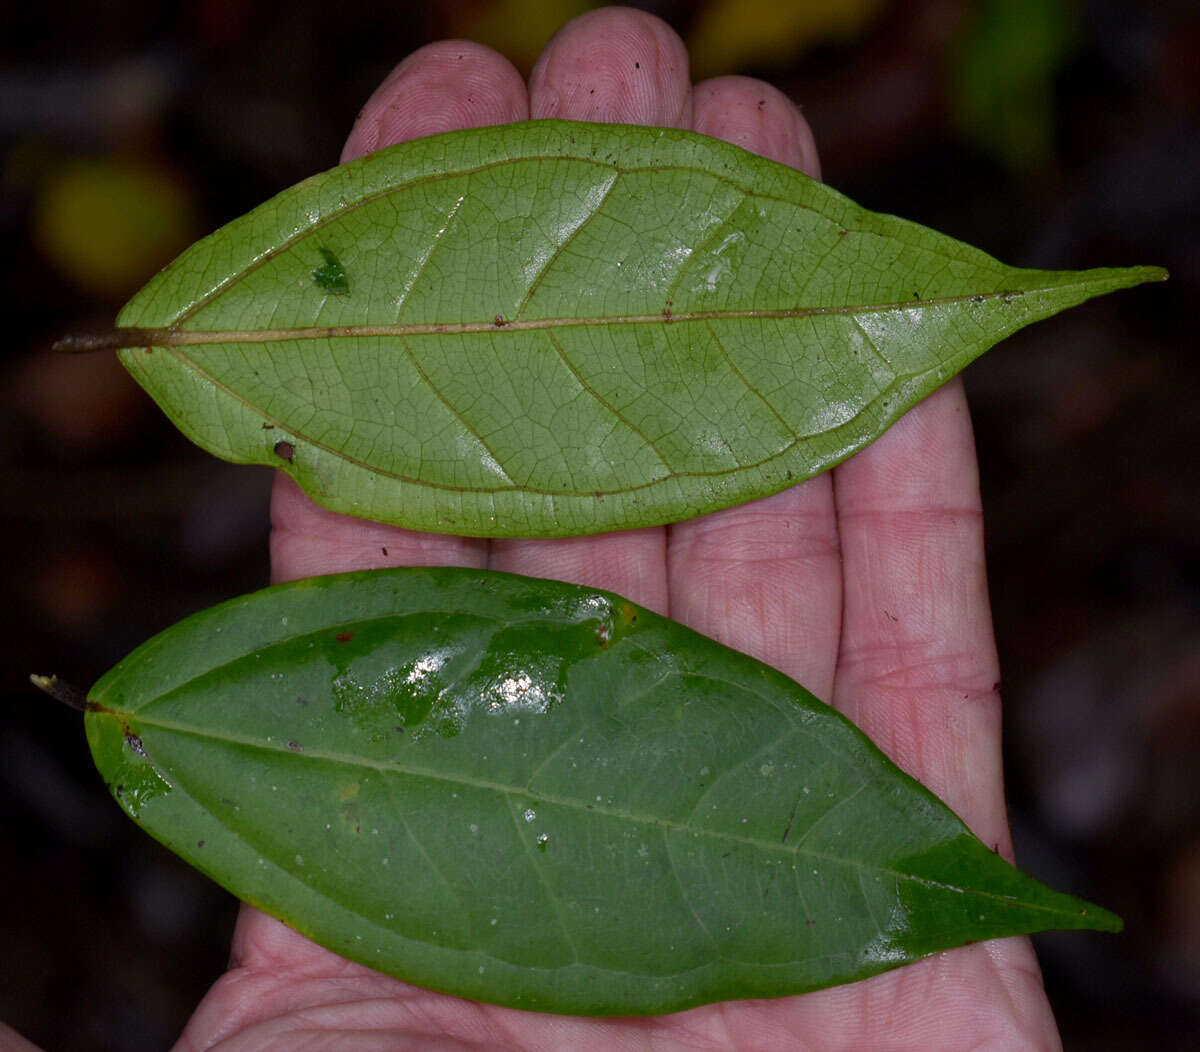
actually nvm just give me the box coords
[176,9,1059,1050]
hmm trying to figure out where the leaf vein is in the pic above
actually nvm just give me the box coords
[395,192,467,319]
[504,796,581,964]
[663,830,720,958]
[658,191,751,313]
[398,336,516,484]
[702,319,799,445]
[542,330,674,475]
[792,778,874,850]
[513,169,620,321]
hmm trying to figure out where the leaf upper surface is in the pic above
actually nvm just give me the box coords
[86,567,1120,1014]
[112,120,1163,536]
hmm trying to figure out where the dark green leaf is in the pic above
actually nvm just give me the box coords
[85,567,1120,1015]
[108,120,1163,536]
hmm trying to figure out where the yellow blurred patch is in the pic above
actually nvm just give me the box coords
[33,155,198,300]
[689,0,887,79]
[447,0,599,75]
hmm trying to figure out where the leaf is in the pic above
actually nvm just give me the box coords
[107,120,1163,537]
[85,566,1120,1015]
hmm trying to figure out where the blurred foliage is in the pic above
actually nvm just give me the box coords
[688,0,887,80]
[32,155,198,298]
[446,0,600,74]
[948,0,1075,173]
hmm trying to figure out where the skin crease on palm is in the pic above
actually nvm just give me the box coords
[157,8,1062,1051]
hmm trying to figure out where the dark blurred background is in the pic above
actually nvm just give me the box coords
[3,1,1196,1048]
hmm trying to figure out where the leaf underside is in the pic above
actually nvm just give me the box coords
[86,567,1120,1015]
[113,120,1163,537]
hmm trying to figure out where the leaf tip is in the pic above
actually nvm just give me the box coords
[1116,264,1168,288]
[1085,903,1125,934]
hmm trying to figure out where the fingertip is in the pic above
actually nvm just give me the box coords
[529,6,691,126]
[691,76,821,178]
[341,40,528,162]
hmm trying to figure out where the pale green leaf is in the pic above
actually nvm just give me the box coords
[109,120,1163,536]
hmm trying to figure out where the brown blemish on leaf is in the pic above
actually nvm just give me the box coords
[336,631,354,643]
[274,440,295,462]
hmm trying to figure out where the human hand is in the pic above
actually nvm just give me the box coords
[175,8,1059,1049]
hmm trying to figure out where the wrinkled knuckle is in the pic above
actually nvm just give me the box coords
[843,641,997,700]
[679,509,840,568]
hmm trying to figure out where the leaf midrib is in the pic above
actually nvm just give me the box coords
[122,710,1081,917]
[128,284,1077,347]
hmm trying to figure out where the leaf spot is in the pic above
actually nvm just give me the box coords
[274,440,295,462]
[312,247,349,295]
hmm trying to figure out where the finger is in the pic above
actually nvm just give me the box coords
[691,75,821,176]
[665,78,840,697]
[527,6,691,126]
[831,379,1010,853]
[270,42,529,584]
[341,40,530,162]
[489,8,694,613]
